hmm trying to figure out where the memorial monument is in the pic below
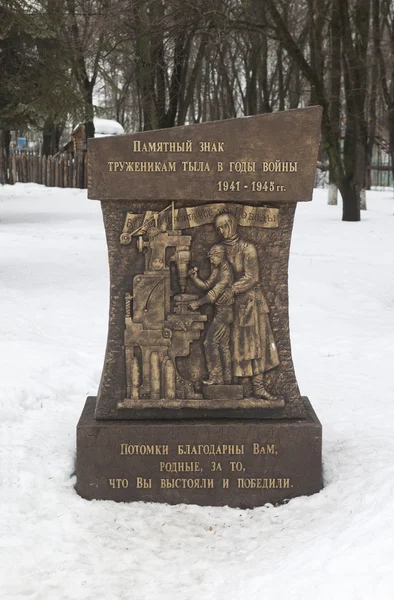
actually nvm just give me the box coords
[76,106,323,508]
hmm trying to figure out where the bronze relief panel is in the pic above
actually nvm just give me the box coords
[97,200,302,419]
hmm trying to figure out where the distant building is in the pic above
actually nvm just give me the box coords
[93,118,125,138]
[62,118,125,154]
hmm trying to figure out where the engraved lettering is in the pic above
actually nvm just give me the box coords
[210,461,222,472]
[108,161,176,173]
[160,478,214,489]
[198,141,224,152]
[109,478,129,488]
[159,461,201,473]
[217,181,240,192]
[237,478,291,489]
[261,160,298,173]
[229,161,256,173]
[136,477,151,489]
[230,461,244,472]
[182,161,211,172]
[120,444,169,455]
[133,140,193,153]
[253,443,276,455]
[177,444,244,455]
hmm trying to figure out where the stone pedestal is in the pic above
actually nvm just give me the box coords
[76,396,322,509]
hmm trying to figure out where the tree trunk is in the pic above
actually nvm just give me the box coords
[0,131,7,185]
[259,34,272,112]
[387,103,394,185]
[328,182,338,205]
[84,86,95,141]
[277,44,285,111]
[4,129,11,162]
[178,31,210,126]
[55,123,64,152]
[0,130,11,184]
[328,0,341,200]
[366,15,378,191]
[338,179,360,221]
[246,34,259,115]
[42,120,56,156]
[340,0,370,217]
[165,32,189,128]
[360,188,367,210]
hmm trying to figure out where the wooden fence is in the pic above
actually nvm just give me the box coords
[0,150,88,188]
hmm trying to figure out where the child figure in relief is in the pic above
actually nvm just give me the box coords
[188,244,234,385]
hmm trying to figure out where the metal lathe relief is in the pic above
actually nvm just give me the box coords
[119,203,283,409]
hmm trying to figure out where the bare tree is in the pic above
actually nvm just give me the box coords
[374,0,394,182]
[62,0,117,141]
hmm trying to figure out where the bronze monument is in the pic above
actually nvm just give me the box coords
[76,107,323,508]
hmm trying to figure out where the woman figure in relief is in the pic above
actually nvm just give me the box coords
[214,212,280,399]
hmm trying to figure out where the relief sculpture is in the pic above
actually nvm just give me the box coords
[118,205,207,408]
[188,244,234,386]
[119,204,283,410]
[213,213,280,399]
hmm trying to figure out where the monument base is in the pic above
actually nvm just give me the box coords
[75,397,322,509]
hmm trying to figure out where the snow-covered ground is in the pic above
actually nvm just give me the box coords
[1,184,394,600]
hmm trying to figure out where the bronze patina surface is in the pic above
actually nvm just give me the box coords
[76,107,323,506]
[76,396,322,508]
[88,107,321,203]
[97,199,302,419]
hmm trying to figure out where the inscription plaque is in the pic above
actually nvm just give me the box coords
[77,397,322,507]
[76,107,323,507]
